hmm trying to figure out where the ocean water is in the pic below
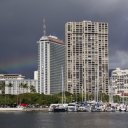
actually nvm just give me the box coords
[0,111,128,128]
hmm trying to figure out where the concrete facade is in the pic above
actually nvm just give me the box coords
[37,35,65,94]
[111,68,128,96]
[65,21,109,95]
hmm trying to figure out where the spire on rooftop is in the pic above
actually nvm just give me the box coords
[43,18,46,36]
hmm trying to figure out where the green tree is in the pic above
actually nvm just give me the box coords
[19,83,23,94]
[30,85,36,93]
[113,95,120,103]
[0,81,5,94]
[23,83,28,93]
[19,83,28,94]
[8,83,13,94]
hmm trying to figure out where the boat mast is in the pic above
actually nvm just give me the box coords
[96,40,99,102]
[61,66,64,104]
[109,77,113,103]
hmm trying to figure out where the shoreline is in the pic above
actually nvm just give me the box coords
[0,107,49,112]
[23,108,48,112]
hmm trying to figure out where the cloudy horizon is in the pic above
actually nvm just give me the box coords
[0,0,128,78]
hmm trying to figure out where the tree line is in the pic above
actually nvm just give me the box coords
[0,81,126,106]
[0,91,124,107]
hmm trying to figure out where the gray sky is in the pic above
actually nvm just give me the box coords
[0,0,128,78]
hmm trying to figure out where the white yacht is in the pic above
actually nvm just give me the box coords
[117,104,127,112]
[48,104,68,112]
[67,102,78,112]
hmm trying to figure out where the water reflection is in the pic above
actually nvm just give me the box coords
[0,112,128,128]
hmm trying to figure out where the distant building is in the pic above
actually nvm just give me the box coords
[37,35,65,94]
[0,74,25,80]
[111,68,128,96]
[5,79,38,95]
[0,74,38,95]
[65,21,109,95]
[34,71,38,80]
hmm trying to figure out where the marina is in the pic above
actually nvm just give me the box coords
[48,101,128,113]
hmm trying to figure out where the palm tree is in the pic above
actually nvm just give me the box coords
[0,84,3,94]
[30,85,36,93]
[19,83,24,94]
[0,81,7,105]
[19,83,25,104]
[0,81,5,94]
[23,83,28,93]
[8,83,13,94]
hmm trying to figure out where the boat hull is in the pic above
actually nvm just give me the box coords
[53,108,67,112]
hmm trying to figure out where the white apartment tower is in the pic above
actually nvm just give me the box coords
[65,21,109,95]
[37,35,65,94]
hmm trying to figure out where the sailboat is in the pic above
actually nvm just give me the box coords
[48,66,68,112]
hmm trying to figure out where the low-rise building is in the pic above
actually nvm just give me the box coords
[0,74,25,80]
[5,79,38,95]
[0,74,38,95]
[111,68,128,96]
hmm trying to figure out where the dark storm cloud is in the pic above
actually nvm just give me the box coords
[0,0,128,78]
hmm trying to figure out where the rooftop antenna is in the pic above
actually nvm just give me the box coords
[43,18,46,36]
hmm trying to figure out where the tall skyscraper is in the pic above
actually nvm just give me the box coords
[37,35,65,94]
[65,21,109,97]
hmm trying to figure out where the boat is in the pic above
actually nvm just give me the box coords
[117,104,127,112]
[67,102,78,112]
[48,67,68,112]
[77,106,91,112]
[77,102,91,112]
[104,103,117,112]
[48,104,58,112]
[91,102,103,112]
[53,104,68,112]
[48,104,68,112]
[105,106,116,112]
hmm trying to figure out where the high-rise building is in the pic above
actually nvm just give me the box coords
[37,35,65,94]
[65,21,109,96]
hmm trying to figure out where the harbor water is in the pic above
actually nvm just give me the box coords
[0,111,128,128]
